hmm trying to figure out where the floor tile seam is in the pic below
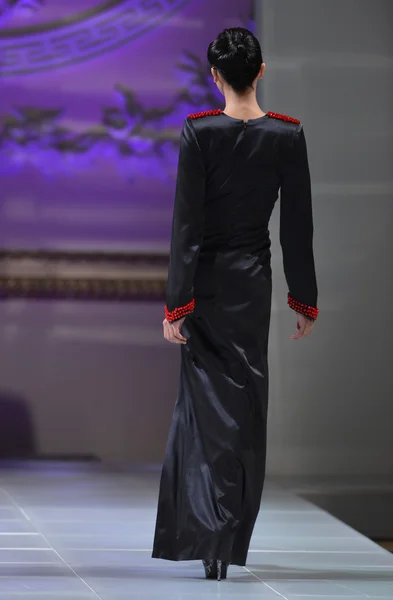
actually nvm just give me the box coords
[335,579,371,596]
[269,576,371,596]
[250,551,386,555]
[0,533,41,535]
[0,561,68,565]
[242,566,289,598]
[0,548,53,551]
[0,488,104,600]
[23,547,391,555]
[10,520,156,524]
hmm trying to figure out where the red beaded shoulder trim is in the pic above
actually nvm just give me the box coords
[188,109,223,120]
[165,299,195,323]
[267,111,300,125]
[288,294,319,320]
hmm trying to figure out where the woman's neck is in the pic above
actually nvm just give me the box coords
[223,88,265,121]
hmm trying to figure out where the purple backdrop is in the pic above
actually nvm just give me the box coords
[0,0,253,251]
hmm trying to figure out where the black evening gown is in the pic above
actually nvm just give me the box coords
[152,109,318,567]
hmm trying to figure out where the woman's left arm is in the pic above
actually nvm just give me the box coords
[279,124,319,338]
[165,117,206,325]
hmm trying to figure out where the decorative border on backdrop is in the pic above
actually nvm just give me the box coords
[0,250,168,300]
[0,0,190,76]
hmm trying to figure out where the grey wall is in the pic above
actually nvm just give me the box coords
[257,0,393,477]
[0,0,392,483]
[0,301,178,462]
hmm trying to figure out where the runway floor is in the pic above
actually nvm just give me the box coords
[0,463,392,599]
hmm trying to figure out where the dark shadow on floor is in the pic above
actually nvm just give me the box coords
[0,392,36,459]
[0,392,99,463]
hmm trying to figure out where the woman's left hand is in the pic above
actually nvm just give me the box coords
[163,317,187,344]
[290,313,315,340]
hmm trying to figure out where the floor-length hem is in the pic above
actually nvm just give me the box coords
[151,551,246,567]
[152,301,270,571]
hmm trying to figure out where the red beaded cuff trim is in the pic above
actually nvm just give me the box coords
[267,111,300,125]
[165,299,195,323]
[189,109,223,120]
[288,294,319,320]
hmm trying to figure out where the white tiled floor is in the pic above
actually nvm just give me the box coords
[0,463,392,599]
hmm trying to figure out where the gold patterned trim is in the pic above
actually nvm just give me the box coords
[0,250,168,301]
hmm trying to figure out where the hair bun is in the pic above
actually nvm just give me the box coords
[235,44,248,61]
[207,28,263,94]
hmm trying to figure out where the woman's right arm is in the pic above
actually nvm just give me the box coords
[279,124,319,323]
[165,117,205,324]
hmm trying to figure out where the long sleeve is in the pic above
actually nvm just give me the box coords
[279,125,319,320]
[165,117,206,322]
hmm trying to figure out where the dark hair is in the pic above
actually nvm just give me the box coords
[207,28,263,94]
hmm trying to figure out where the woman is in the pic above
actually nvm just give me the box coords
[152,27,318,580]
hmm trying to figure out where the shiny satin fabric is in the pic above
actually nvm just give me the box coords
[152,112,317,566]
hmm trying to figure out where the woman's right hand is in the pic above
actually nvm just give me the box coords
[163,317,187,344]
[290,313,314,340]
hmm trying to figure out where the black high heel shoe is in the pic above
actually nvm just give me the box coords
[202,559,217,579]
[217,560,228,581]
[202,559,228,580]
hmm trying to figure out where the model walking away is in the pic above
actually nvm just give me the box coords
[152,27,318,580]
